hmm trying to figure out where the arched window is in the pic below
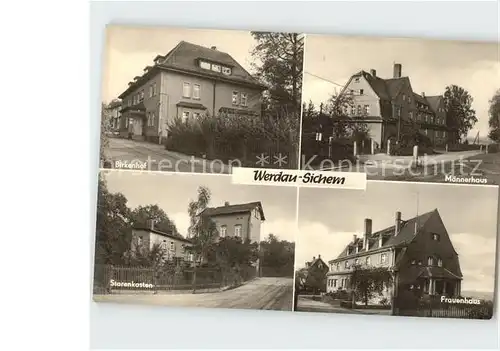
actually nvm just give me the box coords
[427,256,434,266]
[437,257,443,267]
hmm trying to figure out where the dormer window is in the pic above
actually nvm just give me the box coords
[222,67,232,75]
[211,64,221,73]
[199,61,211,70]
[427,256,434,266]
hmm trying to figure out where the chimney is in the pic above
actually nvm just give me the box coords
[224,201,230,206]
[211,46,217,50]
[395,211,402,236]
[379,233,383,248]
[421,92,425,97]
[353,234,357,243]
[318,254,321,259]
[364,218,372,250]
[312,256,316,262]
[370,69,377,77]
[393,63,402,78]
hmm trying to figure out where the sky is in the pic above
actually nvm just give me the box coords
[295,181,499,294]
[302,34,500,139]
[102,25,258,103]
[102,171,298,243]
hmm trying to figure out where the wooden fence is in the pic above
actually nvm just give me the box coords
[93,264,257,295]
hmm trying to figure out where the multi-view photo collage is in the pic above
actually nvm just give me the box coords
[94,26,499,320]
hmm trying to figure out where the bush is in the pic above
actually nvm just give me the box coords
[487,143,500,153]
[165,113,298,168]
[325,289,350,300]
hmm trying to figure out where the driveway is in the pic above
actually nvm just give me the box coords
[102,138,231,174]
[94,277,294,311]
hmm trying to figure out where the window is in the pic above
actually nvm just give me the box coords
[365,257,371,266]
[149,85,153,98]
[137,236,143,245]
[182,82,191,98]
[139,90,144,102]
[437,258,443,267]
[380,253,387,264]
[354,259,360,266]
[234,224,242,237]
[199,61,211,70]
[354,77,360,83]
[417,260,422,266]
[315,132,322,141]
[222,67,232,75]
[240,93,248,107]
[151,112,155,127]
[336,263,340,271]
[357,105,362,115]
[211,64,221,73]
[193,112,200,119]
[344,261,349,269]
[350,106,356,115]
[232,91,240,105]
[363,105,369,115]
[359,89,364,95]
[432,233,440,241]
[397,107,401,117]
[409,111,413,120]
[220,225,227,237]
[411,259,416,265]
[427,256,434,266]
[333,279,337,288]
[170,241,175,251]
[193,84,200,99]
[403,94,406,101]
[182,111,190,122]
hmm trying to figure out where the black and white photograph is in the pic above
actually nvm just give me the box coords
[93,171,297,311]
[294,181,498,319]
[300,34,500,184]
[100,26,304,173]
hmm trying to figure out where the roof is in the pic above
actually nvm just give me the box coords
[349,70,442,109]
[176,101,207,110]
[133,227,192,244]
[108,100,122,109]
[332,209,438,261]
[200,201,265,220]
[424,96,442,113]
[400,265,462,284]
[119,41,266,98]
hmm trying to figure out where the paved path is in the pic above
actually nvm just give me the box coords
[102,138,231,174]
[94,277,293,311]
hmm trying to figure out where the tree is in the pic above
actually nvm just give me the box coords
[186,186,219,293]
[488,89,500,142]
[259,234,295,277]
[211,237,259,283]
[443,85,478,143]
[94,174,131,265]
[129,204,180,237]
[100,102,112,164]
[348,265,392,306]
[250,32,304,115]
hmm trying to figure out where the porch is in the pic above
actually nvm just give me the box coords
[120,103,146,140]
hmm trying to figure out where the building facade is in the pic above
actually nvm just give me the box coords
[117,41,267,143]
[107,99,122,132]
[297,255,329,294]
[131,224,193,263]
[327,209,463,303]
[339,63,452,148]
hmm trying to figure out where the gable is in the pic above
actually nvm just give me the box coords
[159,41,265,89]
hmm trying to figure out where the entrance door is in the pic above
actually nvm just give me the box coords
[132,118,143,136]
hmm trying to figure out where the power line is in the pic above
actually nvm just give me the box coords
[304,71,363,95]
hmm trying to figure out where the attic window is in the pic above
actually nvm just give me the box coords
[432,233,440,241]
[354,77,360,83]
[211,64,221,73]
[199,61,211,70]
[359,89,364,95]
[222,67,232,75]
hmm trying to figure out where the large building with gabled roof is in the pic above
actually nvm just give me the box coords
[117,40,267,143]
[326,209,463,303]
[339,63,454,148]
